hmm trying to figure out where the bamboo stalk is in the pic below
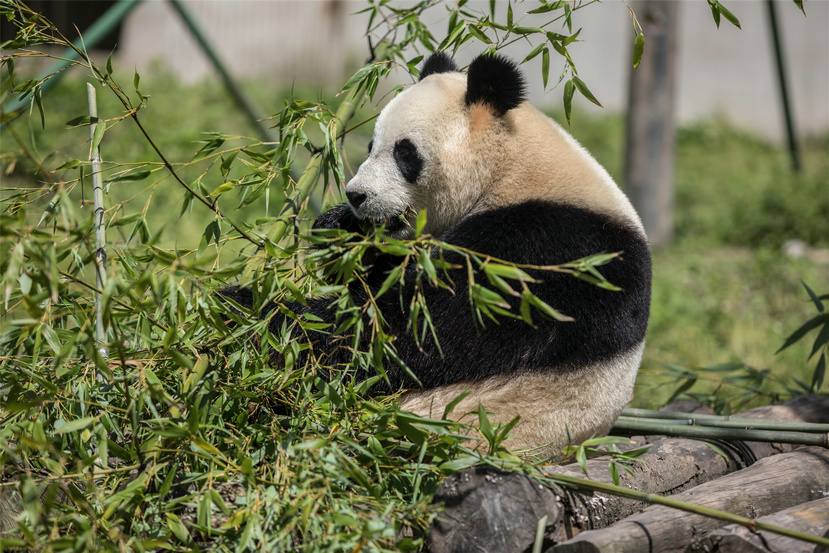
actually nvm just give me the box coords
[266,89,361,247]
[621,407,829,432]
[87,83,108,374]
[612,417,829,446]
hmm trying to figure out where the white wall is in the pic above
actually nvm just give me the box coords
[118,0,829,140]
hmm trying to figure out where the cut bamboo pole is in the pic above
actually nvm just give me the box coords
[612,417,829,446]
[621,407,829,433]
[87,83,108,370]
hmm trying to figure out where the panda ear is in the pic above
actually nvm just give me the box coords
[465,54,526,116]
[420,52,458,80]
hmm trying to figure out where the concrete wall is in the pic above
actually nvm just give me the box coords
[117,0,828,140]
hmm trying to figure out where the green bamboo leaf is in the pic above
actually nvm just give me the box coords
[573,76,602,107]
[609,461,620,485]
[54,417,95,434]
[107,169,151,183]
[415,208,427,237]
[477,403,494,444]
[467,24,491,44]
[717,1,741,29]
[89,120,105,157]
[809,324,829,359]
[209,181,236,197]
[483,263,533,282]
[522,43,546,63]
[708,0,722,28]
[541,46,550,88]
[803,281,825,312]
[438,21,466,52]
[439,455,480,474]
[165,512,191,544]
[563,28,582,46]
[563,78,576,125]
[512,26,544,35]
[632,32,645,69]
[443,390,470,419]
[527,2,565,14]
[33,85,44,129]
[65,115,95,126]
[54,159,81,171]
[376,265,403,299]
[340,64,374,93]
[777,313,829,353]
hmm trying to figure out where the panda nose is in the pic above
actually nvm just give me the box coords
[346,190,366,209]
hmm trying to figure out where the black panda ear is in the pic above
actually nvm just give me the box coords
[465,54,526,116]
[420,52,458,80]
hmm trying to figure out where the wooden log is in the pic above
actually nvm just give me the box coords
[551,446,829,553]
[547,437,760,539]
[691,497,829,553]
[426,395,829,552]
[550,394,829,538]
[426,467,561,553]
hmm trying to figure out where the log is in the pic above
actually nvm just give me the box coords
[426,467,561,553]
[549,395,829,538]
[552,446,829,553]
[691,497,829,553]
[547,437,762,538]
[426,395,829,553]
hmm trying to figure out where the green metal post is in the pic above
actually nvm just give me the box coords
[1,0,143,117]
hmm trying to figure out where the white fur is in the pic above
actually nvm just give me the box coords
[399,342,644,457]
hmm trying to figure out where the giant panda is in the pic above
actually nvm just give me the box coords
[222,52,651,456]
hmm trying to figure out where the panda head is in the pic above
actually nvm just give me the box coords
[345,52,526,239]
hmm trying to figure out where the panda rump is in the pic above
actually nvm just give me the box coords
[222,53,652,455]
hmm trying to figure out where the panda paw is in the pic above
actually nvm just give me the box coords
[312,203,363,233]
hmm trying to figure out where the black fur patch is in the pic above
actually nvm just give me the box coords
[465,54,526,116]
[312,203,363,232]
[226,201,651,395]
[393,138,423,183]
[420,52,458,80]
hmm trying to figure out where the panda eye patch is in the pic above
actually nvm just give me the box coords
[393,138,423,183]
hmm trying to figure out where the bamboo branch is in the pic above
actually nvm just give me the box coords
[621,407,829,432]
[611,417,829,446]
[87,83,109,374]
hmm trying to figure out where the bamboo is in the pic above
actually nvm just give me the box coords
[87,83,109,372]
[621,407,829,432]
[611,417,828,446]
[266,90,361,246]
